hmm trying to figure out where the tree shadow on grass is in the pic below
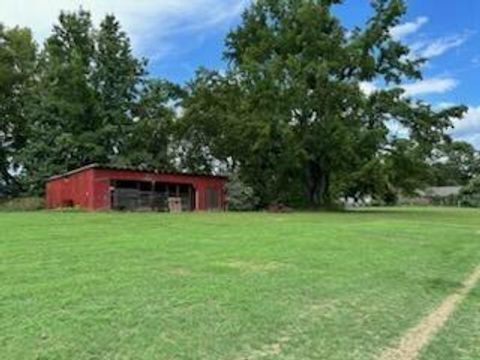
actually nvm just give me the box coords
[343,207,444,217]
[423,277,463,294]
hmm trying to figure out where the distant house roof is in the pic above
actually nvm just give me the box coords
[424,186,462,197]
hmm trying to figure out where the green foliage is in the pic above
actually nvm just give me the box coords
[460,177,480,207]
[116,79,184,170]
[225,172,260,210]
[0,196,44,211]
[385,139,432,195]
[93,14,147,160]
[2,10,182,196]
[462,176,480,195]
[179,69,240,175]
[430,141,480,186]
[18,10,149,194]
[180,0,466,207]
[0,4,472,207]
[0,25,36,195]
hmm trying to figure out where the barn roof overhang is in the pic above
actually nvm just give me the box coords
[47,163,228,182]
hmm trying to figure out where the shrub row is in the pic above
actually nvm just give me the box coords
[0,197,45,211]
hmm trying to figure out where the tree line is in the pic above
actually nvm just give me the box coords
[1,0,479,208]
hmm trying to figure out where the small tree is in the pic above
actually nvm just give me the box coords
[226,171,260,211]
[0,25,36,195]
[460,177,480,207]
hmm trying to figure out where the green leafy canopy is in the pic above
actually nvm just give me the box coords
[181,0,467,206]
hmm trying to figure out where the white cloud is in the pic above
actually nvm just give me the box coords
[360,77,458,98]
[402,77,458,97]
[359,81,378,96]
[0,0,248,59]
[436,102,456,110]
[390,16,429,40]
[418,34,469,58]
[451,106,480,148]
[389,16,469,61]
[386,119,410,139]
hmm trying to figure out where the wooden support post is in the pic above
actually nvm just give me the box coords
[111,180,116,210]
[188,185,192,211]
[151,181,155,209]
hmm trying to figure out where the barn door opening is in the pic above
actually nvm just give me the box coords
[110,180,195,212]
[205,187,221,211]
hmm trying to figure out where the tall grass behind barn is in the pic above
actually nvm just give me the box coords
[0,197,44,211]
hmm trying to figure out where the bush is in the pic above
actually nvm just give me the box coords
[460,177,480,208]
[460,195,480,208]
[226,173,260,211]
[431,194,461,207]
[0,197,45,211]
[380,187,399,206]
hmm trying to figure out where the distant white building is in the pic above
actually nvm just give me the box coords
[342,195,373,208]
[401,186,462,206]
[423,186,462,198]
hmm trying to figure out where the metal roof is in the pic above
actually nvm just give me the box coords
[47,163,228,181]
[424,186,462,197]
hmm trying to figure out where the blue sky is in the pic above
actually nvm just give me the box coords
[1,0,479,147]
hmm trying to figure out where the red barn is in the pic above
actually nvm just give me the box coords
[45,164,227,211]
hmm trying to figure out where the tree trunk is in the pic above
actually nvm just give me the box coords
[305,161,330,208]
[318,171,331,207]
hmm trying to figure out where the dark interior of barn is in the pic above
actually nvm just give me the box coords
[110,180,195,211]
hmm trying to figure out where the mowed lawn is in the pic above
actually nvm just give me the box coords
[1,208,479,359]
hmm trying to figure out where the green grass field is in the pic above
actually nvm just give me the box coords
[1,208,479,359]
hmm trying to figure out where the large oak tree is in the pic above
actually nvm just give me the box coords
[181,0,466,206]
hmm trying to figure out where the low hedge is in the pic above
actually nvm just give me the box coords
[0,197,45,211]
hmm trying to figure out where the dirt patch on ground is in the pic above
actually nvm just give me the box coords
[169,267,192,276]
[237,335,291,360]
[225,260,286,273]
[235,300,338,360]
[299,300,338,319]
[378,265,480,360]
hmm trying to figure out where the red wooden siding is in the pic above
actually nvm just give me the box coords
[45,164,227,211]
[46,168,95,209]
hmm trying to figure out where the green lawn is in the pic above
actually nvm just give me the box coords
[1,208,479,359]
